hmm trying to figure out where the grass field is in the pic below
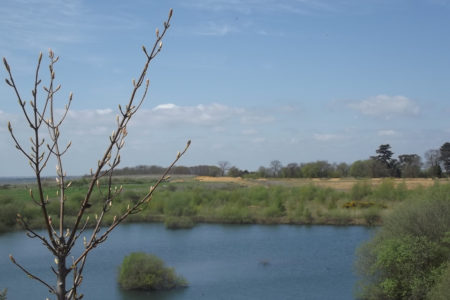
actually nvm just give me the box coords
[195,176,447,190]
[1,176,449,232]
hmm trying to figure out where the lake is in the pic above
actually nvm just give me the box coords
[0,224,373,299]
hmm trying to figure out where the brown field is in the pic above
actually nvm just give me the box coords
[194,176,448,191]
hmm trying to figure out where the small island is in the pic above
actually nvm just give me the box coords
[118,252,188,291]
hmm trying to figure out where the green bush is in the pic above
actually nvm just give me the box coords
[351,181,372,201]
[362,207,381,226]
[118,252,187,291]
[428,262,450,300]
[355,197,450,299]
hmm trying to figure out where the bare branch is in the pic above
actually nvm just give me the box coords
[4,8,181,300]
[9,254,56,294]
[72,139,190,267]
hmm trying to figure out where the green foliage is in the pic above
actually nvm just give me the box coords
[349,160,373,178]
[164,216,195,229]
[356,195,450,299]
[351,181,372,201]
[374,236,445,299]
[2,177,450,231]
[370,179,408,202]
[362,207,382,226]
[118,252,187,291]
[428,263,450,300]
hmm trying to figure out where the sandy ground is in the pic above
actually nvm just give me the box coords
[194,176,448,191]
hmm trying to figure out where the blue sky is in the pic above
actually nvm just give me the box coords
[1,0,450,176]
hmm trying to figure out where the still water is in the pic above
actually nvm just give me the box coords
[0,224,373,299]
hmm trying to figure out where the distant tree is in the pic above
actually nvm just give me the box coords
[281,163,302,178]
[373,144,393,163]
[170,165,191,175]
[439,142,450,175]
[217,161,230,176]
[349,160,373,178]
[335,162,350,178]
[300,161,332,178]
[269,160,283,177]
[189,165,221,177]
[398,154,422,178]
[371,144,399,177]
[256,166,268,178]
[425,149,442,178]
[227,166,242,177]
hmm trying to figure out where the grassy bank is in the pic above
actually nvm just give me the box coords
[1,176,449,233]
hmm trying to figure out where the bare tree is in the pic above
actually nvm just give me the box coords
[425,149,442,177]
[3,9,189,300]
[270,160,282,177]
[217,161,230,176]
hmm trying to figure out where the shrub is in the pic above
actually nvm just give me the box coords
[362,207,381,226]
[351,181,372,201]
[428,262,450,300]
[118,252,187,291]
[355,197,450,299]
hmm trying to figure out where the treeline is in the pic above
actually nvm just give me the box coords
[113,165,223,177]
[113,142,450,178]
[228,143,450,178]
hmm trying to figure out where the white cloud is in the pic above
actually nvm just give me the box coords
[153,104,177,110]
[149,103,238,126]
[251,137,266,143]
[348,95,420,118]
[193,22,238,36]
[377,129,397,136]
[242,128,258,135]
[95,108,113,115]
[240,114,275,125]
[313,133,340,141]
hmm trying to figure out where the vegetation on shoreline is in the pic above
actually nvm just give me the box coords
[118,252,187,291]
[355,189,450,299]
[1,176,449,233]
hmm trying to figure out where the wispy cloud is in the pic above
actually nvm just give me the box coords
[377,129,397,137]
[184,0,342,15]
[0,0,143,54]
[348,95,420,118]
[149,103,240,127]
[193,22,239,36]
[242,128,258,135]
[313,133,341,141]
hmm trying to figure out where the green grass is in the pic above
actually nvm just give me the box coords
[0,177,448,233]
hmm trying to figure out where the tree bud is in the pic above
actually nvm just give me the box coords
[3,57,10,72]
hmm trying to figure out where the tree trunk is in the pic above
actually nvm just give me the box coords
[56,256,67,300]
